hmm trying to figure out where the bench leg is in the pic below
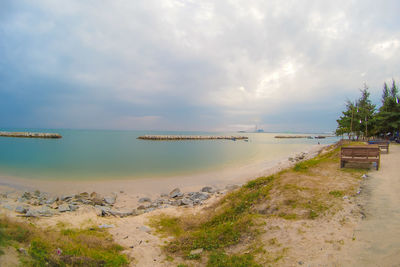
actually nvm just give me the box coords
[376,160,379,170]
[340,160,344,168]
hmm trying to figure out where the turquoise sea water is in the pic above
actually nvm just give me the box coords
[0,129,339,180]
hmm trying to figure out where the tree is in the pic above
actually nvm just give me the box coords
[375,80,400,138]
[336,84,375,140]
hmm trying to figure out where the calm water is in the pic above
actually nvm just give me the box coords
[0,129,339,180]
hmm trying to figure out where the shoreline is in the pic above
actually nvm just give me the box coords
[0,144,326,199]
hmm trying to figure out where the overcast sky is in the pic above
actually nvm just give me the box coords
[1,0,399,132]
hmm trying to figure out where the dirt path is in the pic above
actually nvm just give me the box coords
[343,144,400,266]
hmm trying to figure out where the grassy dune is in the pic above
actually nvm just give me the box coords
[151,142,365,266]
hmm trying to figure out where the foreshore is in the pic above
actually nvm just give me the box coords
[0,144,326,216]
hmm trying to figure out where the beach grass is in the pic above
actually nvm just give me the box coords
[151,142,365,265]
[0,216,129,266]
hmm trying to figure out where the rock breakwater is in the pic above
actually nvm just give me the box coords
[0,131,62,139]
[137,135,248,140]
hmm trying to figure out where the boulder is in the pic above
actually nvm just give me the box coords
[95,205,111,216]
[15,206,28,214]
[25,209,39,217]
[58,204,70,212]
[91,197,103,206]
[37,206,55,216]
[138,197,151,203]
[22,192,32,200]
[179,198,193,206]
[201,186,214,193]
[169,188,183,198]
[104,196,116,205]
[69,204,79,211]
[45,196,58,205]
[189,192,209,201]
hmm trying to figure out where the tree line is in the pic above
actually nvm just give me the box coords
[336,80,400,140]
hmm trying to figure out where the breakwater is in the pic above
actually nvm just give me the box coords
[274,135,328,139]
[0,131,62,139]
[137,135,248,140]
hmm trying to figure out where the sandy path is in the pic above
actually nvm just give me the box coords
[343,144,400,266]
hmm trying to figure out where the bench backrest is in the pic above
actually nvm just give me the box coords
[368,140,389,145]
[341,146,380,158]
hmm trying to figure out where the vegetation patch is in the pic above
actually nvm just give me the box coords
[152,142,365,265]
[0,216,129,266]
[329,190,344,198]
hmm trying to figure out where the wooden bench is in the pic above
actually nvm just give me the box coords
[368,140,389,153]
[340,146,380,170]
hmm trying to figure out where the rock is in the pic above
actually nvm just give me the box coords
[169,188,183,198]
[104,195,116,205]
[91,197,103,205]
[38,206,55,216]
[50,202,58,209]
[99,224,114,229]
[190,248,203,255]
[343,196,349,200]
[225,184,239,191]
[69,204,79,211]
[22,192,32,200]
[160,193,169,198]
[139,225,151,233]
[45,196,58,205]
[179,198,193,206]
[58,204,70,212]
[34,190,41,197]
[61,195,73,201]
[79,192,89,198]
[15,206,28,214]
[189,192,209,201]
[95,205,111,216]
[109,209,135,217]
[138,197,151,203]
[201,186,214,193]
[362,174,368,179]
[298,261,304,265]
[25,209,39,217]
[137,203,151,210]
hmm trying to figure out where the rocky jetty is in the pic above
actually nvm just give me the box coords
[274,135,312,139]
[0,131,62,139]
[137,135,248,140]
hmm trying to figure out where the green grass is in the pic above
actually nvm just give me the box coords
[207,251,261,267]
[0,216,129,266]
[152,142,365,265]
[152,175,276,261]
[329,190,344,198]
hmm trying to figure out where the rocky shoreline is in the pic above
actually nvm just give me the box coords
[0,185,238,219]
[0,147,326,220]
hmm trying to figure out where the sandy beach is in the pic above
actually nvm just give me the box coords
[0,144,324,206]
[1,143,398,266]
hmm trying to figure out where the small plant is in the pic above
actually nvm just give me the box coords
[207,251,261,267]
[329,190,344,198]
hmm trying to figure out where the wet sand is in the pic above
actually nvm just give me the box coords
[0,145,324,201]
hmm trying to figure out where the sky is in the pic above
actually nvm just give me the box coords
[1,0,400,132]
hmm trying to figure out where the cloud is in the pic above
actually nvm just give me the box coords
[1,0,400,132]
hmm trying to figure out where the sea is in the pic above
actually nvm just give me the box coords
[0,129,339,181]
